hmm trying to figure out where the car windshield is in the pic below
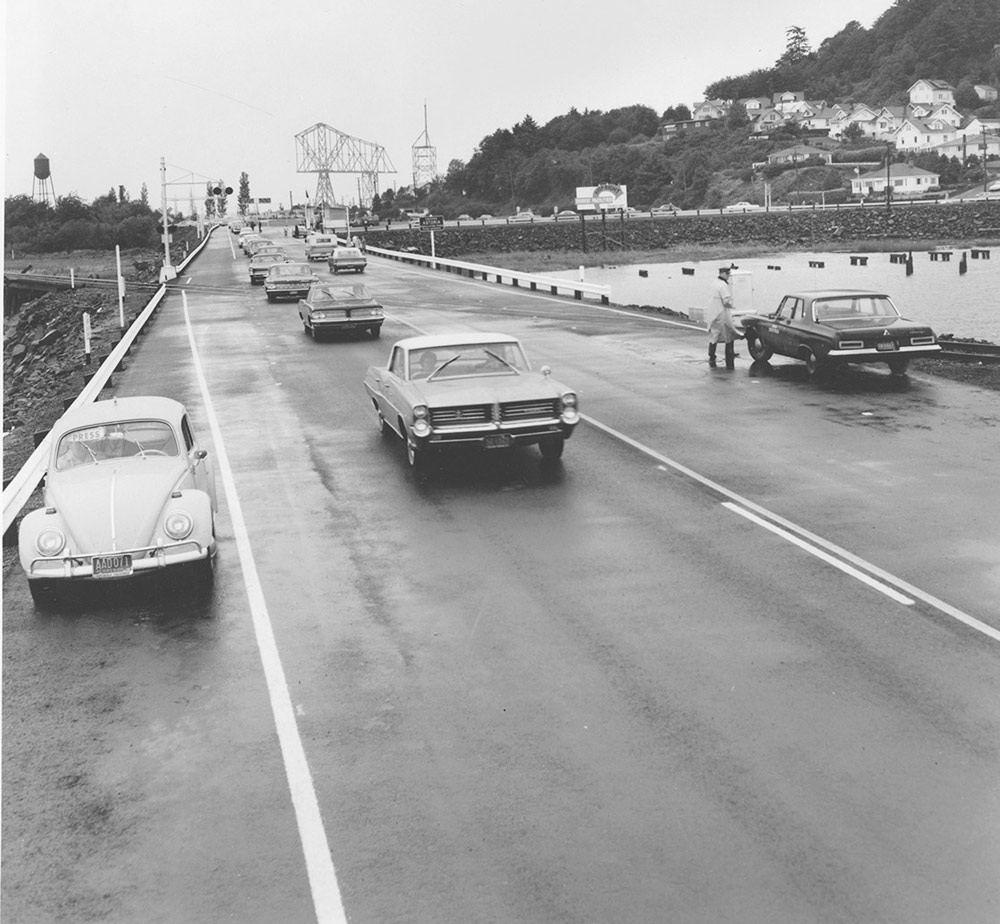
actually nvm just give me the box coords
[409,343,529,380]
[336,248,362,257]
[271,263,310,276]
[814,296,901,321]
[55,420,180,470]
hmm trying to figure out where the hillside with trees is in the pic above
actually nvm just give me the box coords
[399,0,1000,218]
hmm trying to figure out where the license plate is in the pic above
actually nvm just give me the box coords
[92,554,133,578]
[484,434,511,449]
[876,340,897,351]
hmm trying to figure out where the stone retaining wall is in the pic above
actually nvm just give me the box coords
[361,201,1000,259]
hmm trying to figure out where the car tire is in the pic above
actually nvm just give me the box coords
[369,326,381,338]
[406,433,430,472]
[803,348,824,377]
[887,357,910,376]
[539,436,565,461]
[266,293,276,302]
[747,332,773,362]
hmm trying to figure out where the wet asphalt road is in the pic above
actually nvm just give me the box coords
[3,228,998,924]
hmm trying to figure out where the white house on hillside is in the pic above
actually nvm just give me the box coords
[767,144,833,165]
[908,79,956,107]
[894,117,959,152]
[975,84,998,102]
[851,164,940,198]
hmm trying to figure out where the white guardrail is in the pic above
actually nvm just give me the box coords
[364,244,612,305]
[2,229,218,537]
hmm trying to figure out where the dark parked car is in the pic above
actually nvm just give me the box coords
[298,283,383,340]
[741,289,941,376]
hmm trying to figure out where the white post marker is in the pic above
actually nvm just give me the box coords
[115,244,125,328]
[70,267,75,289]
[83,311,92,364]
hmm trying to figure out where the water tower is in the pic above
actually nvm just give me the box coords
[32,153,57,205]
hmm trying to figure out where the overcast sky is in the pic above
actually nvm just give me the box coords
[5,0,885,210]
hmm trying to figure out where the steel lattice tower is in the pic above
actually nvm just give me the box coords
[295,123,396,208]
[412,103,437,191]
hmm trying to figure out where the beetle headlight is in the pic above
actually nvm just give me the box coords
[164,511,193,540]
[36,528,66,556]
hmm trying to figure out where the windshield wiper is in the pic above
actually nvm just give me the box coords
[484,349,519,373]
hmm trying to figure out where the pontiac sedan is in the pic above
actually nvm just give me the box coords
[298,283,383,339]
[328,246,366,274]
[249,252,286,284]
[265,261,317,301]
[741,289,941,376]
[363,332,579,470]
[18,396,218,605]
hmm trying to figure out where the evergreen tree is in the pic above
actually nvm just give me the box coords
[238,172,251,217]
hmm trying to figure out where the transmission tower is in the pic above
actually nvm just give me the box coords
[412,103,437,191]
[295,123,396,208]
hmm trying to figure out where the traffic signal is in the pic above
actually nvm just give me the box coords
[212,185,233,196]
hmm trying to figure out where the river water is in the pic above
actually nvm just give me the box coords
[541,249,1000,343]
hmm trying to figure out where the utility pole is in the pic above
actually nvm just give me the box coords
[160,158,176,282]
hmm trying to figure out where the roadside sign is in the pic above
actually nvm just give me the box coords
[419,215,445,231]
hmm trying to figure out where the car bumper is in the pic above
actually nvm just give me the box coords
[417,417,578,449]
[266,286,312,298]
[825,344,942,361]
[310,318,383,332]
[25,540,213,580]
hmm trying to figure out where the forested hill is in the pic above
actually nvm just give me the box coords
[414,0,999,216]
[706,0,1000,106]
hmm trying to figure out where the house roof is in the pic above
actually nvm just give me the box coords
[855,164,939,181]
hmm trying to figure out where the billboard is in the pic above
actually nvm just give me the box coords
[575,183,628,212]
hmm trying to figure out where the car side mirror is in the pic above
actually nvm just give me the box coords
[194,449,208,460]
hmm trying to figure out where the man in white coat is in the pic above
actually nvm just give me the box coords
[707,264,740,369]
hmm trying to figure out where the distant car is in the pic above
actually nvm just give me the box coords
[363,332,579,471]
[722,201,761,211]
[265,261,316,301]
[304,234,337,261]
[651,204,678,216]
[328,246,367,274]
[239,232,261,252]
[249,252,286,284]
[741,289,942,377]
[298,283,383,340]
[456,214,475,221]
[553,210,578,220]
[18,396,218,605]
[246,238,277,258]
[479,214,494,220]
[510,211,536,222]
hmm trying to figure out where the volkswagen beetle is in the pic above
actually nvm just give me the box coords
[18,396,218,604]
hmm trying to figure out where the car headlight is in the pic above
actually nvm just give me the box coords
[36,528,66,556]
[562,392,578,408]
[412,405,431,436]
[164,511,193,540]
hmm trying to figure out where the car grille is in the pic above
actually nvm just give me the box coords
[501,398,560,421]
[431,405,491,426]
[430,399,559,428]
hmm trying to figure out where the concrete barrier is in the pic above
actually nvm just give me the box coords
[365,245,612,305]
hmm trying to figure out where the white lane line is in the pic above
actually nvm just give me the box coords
[722,502,914,605]
[182,292,348,924]
[374,309,992,634]
[582,413,999,641]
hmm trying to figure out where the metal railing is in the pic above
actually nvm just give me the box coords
[2,229,217,537]
[365,245,612,304]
